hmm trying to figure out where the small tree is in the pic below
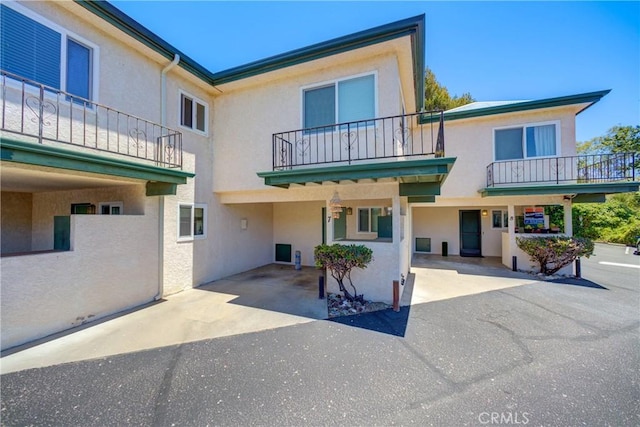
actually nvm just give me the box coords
[314,244,373,303]
[516,236,594,276]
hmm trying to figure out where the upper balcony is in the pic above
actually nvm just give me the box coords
[260,111,455,200]
[271,110,445,171]
[1,70,183,169]
[483,153,639,199]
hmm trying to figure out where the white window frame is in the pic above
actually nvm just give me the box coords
[178,90,209,136]
[177,203,207,242]
[2,1,100,103]
[98,201,123,215]
[493,120,561,162]
[357,206,383,234]
[491,209,509,229]
[300,71,378,130]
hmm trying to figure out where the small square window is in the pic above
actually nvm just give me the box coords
[178,203,207,241]
[358,207,382,233]
[180,92,208,134]
[491,210,508,229]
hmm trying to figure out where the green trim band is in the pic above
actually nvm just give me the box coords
[1,137,194,184]
[421,90,611,124]
[480,181,639,197]
[258,157,455,188]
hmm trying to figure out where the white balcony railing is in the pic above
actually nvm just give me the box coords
[1,70,183,169]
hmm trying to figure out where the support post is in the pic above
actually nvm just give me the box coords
[318,275,325,299]
[393,280,400,312]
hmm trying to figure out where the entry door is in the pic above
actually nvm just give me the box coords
[459,210,481,257]
[333,208,346,240]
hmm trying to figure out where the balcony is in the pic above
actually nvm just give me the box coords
[1,70,182,169]
[271,111,445,171]
[486,153,638,187]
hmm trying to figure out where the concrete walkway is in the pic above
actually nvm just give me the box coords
[401,254,540,306]
[1,258,540,374]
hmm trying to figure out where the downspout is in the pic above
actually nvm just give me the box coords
[156,54,180,300]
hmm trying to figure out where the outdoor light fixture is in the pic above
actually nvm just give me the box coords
[329,191,343,219]
[346,207,353,215]
[482,209,488,217]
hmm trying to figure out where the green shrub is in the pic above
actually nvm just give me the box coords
[516,236,594,276]
[314,244,373,302]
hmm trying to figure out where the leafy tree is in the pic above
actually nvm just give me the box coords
[577,125,640,155]
[573,193,640,245]
[424,68,474,111]
[516,236,594,276]
[314,244,373,303]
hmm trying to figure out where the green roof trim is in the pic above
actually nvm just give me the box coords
[421,90,611,124]
[74,0,216,84]
[1,137,194,185]
[76,2,425,109]
[257,157,454,188]
[480,181,638,198]
[212,15,425,109]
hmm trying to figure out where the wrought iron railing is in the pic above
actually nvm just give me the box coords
[272,111,444,170]
[486,153,638,187]
[1,70,182,168]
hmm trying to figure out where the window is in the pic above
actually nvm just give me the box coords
[99,202,123,215]
[494,122,558,161]
[178,203,206,240]
[0,3,97,100]
[358,207,382,233]
[180,92,208,134]
[491,210,509,229]
[303,73,376,129]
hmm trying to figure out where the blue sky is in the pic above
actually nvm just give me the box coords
[112,1,639,142]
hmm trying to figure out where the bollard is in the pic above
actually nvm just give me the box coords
[295,250,301,270]
[318,275,325,299]
[512,255,517,272]
[575,258,581,278]
[393,280,400,312]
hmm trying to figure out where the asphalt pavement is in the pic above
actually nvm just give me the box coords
[1,243,638,426]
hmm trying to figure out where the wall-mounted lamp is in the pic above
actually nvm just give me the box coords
[481,209,488,217]
[346,207,353,215]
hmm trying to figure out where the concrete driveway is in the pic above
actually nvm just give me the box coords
[0,264,327,374]
[1,256,544,375]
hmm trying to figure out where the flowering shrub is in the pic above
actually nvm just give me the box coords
[314,244,373,302]
[516,236,594,276]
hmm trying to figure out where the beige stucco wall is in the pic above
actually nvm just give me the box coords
[1,192,33,253]
[273,201,324,267]
[212,53,404,193]
[412,206,511,257]
[31,184,146,250]
[1,214,159,350]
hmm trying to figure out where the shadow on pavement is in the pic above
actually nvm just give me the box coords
[327,306,411,337]
[548,277,609,290]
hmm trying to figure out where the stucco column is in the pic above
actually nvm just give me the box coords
[563,199,573,236]
[325,199,334,244]
[507,204,517,268]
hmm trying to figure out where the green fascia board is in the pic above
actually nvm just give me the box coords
[74,1,216,85]
[480,181,639,197]
[257,157,455,188]
[408,196,436,203]
[420,90,611,124]
[212,15,426,110]
[1,137,194,184]
[399,182,441,196]
[76,1,425,108]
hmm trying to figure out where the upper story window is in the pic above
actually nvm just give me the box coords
[302,73,376,129]
[0,2,98,101]
[494,121,559,161]
[179,91,208,135]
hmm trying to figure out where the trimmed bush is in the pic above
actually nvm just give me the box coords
[314,244,373,302]
[516,236,594,276]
